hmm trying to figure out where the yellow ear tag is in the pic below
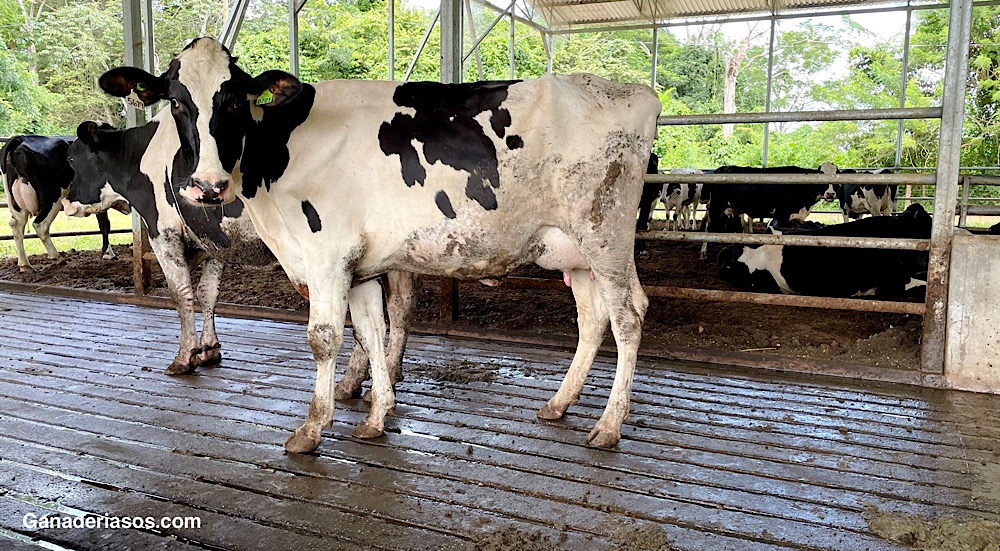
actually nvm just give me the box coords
[255,89,274,106]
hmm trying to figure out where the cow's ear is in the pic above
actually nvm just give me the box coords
[248,70,302,108]
[77,121,107,150]
[99,67,168,106]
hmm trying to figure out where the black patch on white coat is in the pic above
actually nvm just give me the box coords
[2,135,74,221]
[240,85,316,199]
[506,135,523,150]
[378,80,520,212]
[301,200,322,233]
[434,191,456,219]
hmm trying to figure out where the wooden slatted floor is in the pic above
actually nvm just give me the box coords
[0,290,998,550]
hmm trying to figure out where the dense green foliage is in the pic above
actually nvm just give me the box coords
[1,0,998,196]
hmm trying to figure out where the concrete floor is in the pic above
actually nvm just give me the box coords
[0,290,998,550]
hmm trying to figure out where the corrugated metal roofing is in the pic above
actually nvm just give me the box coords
[529,0,906,29]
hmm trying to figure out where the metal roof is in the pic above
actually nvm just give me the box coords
[528,0,906,29]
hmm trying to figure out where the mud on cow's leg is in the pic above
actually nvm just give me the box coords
[538,268,609,421]
[334,271,417,402]
[150,234,201,375]
[195,256,224,367]
[587,263,647,449]
[347,279,394,439]
[286,265,353,454]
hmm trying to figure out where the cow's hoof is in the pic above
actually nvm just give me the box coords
[587,423,621,449]
[165,361,197,375]
[537,403,566,420]
[284,428,321,453]
[198,344,222,367]
[334,382,362,401]
[352,420,384,439]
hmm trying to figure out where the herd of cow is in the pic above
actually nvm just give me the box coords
[0,38,930,452]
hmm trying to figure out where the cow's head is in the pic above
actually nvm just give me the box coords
[62,122,130,217]
[98,38,259,205]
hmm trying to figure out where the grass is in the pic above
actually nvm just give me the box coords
[0,204,133,258]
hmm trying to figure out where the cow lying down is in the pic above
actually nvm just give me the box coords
[1,135,127,272]
[718,204,931,298]
[63,119,415,387]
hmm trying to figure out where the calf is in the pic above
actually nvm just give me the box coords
[660,170,702,231]
[705,163,839,233]
[63,120,415,385]
[1,135,123,271]
[837,169,897,222]
[718,204,931,298]
[100,38,660,451]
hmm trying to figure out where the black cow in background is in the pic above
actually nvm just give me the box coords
[704,163,839,233]
[718,204,931,298]
[636,152,661,231]
[1,135,125,272]
[837,168,897,222]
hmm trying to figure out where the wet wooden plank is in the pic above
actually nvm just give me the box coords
[3,290,1000,551]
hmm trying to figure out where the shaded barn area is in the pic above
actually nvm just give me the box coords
[0,291,999,550]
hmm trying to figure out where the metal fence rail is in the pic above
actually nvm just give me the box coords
[656,107,943,126]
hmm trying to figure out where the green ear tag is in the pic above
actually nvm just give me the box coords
[135,82,147,91]
[256,90,274,106]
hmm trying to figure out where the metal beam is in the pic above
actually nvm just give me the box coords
[463,0,515,62]
[762,17,776,167]
[638,231,930,251]
[404,9,440,81]
[389,0,395,79]
[657,107,942,126]
[289,0,300,77]
[921,0,974,374]
[441,0,463,83]
[219,0,250,49]
[644,172,938,186]
[470,0,547,32]
[895,8,913,169]
[650,27,657,90]
[464,0,483,80]
[509,0,516,79]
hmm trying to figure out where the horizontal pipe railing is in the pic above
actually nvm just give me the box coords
[656,107,942,126]
[637,231,930,250]
[0,229,132,241]
[501,277,924,315]
[645,172,938,185]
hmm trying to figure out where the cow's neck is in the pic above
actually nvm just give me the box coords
[240,84,316,200]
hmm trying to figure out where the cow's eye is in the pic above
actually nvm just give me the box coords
[170,98,180,110]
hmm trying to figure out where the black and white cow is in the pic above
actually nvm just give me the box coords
[98,38,660,452]
[705,163,839,233]
[0,135,124,271]
[837,169,897,222]
[635,153,661,232]
[62,119,416,386]
[659,170,703,231]
[718,204,931,298]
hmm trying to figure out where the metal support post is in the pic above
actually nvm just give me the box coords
[895,8,913,169]
[762,17,776,167]
[441,0,463,84]
[465,0,484,80]
[920,0,973,374]
[289,0,300,77]
[650,27,658,90]
[509,0,516,79]
[389,0,395,80]
[123,0,152,296]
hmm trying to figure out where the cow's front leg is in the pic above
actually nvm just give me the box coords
[195,256,224,367]
[150,234,200,375]
[347,279,393,439]
[96,211,116,259]
[285,267,353,454]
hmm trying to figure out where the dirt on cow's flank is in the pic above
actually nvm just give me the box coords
[865,507,1000,551]
[0,240,922,370]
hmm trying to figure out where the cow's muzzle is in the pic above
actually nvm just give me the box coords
[180,178,230,205]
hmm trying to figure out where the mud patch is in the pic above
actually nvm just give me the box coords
[609,522,675,551]
[865,507,1000,551]
[415,360,498,384]
[468,529,562,551]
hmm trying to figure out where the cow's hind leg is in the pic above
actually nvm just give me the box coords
[538,269,609,420]
[97,211,116,259]
[9,211,31,272]
[195,256,224,367]
[587,261,647,448]
[286,264,353,453]
[33,203,62,263]
[347,279,394,439]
